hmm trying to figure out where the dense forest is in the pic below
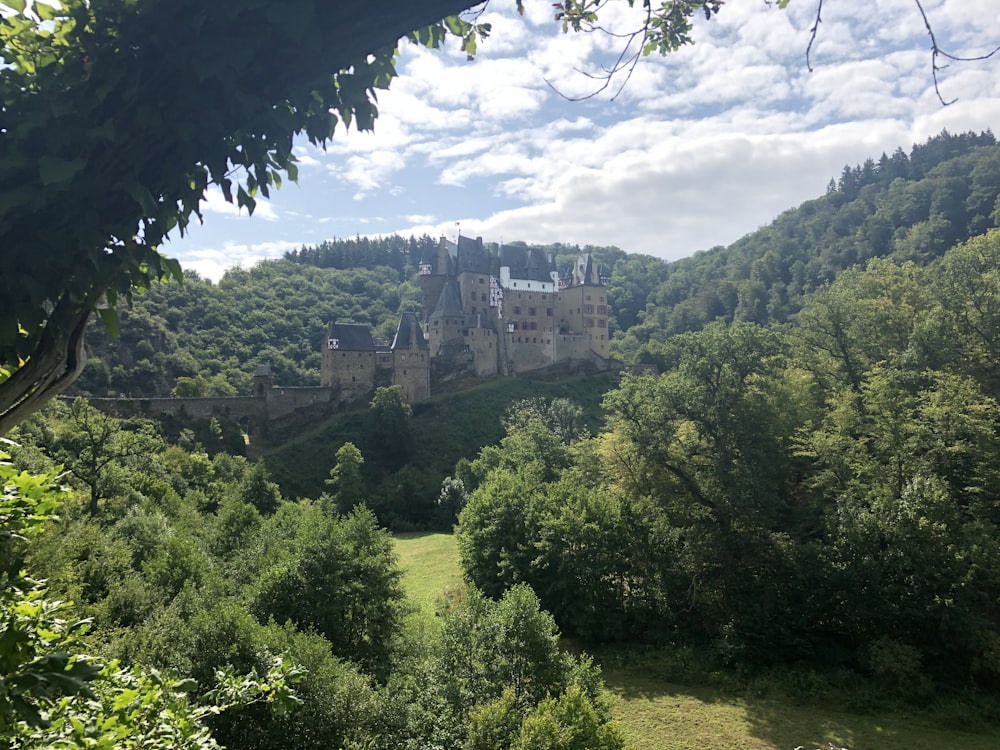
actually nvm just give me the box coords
[6,130,1000,747]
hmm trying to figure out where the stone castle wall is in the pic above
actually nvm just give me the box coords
[91,395,264,421]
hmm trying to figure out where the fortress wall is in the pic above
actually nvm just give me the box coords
[90,396,264,421]
[393,350,430,402]
[465,327,498,378]
[508,332,555,374]
[555,333,594,363]
[265,386,338,420]
[324,350,376,398]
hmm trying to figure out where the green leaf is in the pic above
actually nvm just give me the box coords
[161,256,183,283]
[236,185,256,215]
[38,156,86,186]
[97,307,119,339]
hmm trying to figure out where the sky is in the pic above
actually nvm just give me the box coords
[167,0,1000,281]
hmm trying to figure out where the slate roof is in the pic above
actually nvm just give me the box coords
[326,322,375,351]
[456,235,492,275]
[429,280,465,319]
[500,245,556,283]
[392,312,430,351]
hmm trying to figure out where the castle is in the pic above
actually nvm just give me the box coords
[90,236,615,445]
[321,235,614,403]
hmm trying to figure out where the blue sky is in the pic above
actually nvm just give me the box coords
[165,0,1000,281]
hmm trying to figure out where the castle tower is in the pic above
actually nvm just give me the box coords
[557,253,610,360]
[418,236,455,325]
[426,279,465,356]
[253,364,274,398]
[391,312,430,402]
[320,321,377,398]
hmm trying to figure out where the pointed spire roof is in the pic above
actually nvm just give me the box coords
[429,280,464,319]
[572,253,601,286]
[392,312,429,351]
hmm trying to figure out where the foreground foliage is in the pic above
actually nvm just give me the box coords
[4,407,623,748]
[0,449,301,748]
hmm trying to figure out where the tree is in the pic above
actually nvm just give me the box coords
[368,386,414,469]
[0,449,302,747]
[241,460,283,516]
[435,475,469,528]
[51,398,161,515]
[249,505,405,680]
[325,441,366,515]
[932,229,1000,389]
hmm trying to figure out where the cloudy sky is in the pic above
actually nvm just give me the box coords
[168,0,1000,281]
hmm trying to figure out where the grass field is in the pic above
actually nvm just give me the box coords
[393,531,464,629]
[392,534,1000,750]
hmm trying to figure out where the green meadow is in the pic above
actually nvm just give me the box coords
[393,534,1000,750]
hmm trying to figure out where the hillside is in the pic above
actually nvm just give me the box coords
[264,370,618,521]
[612,130,1000,361]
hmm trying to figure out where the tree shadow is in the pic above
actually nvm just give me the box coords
[600,663,1000,750]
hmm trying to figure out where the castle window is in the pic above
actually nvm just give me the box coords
[479,278,485,284]
[583,304,594,314]
[598,319,606,328]
[404,370,407,375]
[600,296,605,303]
[529,307,536,316]
[533,337,537,343]
[513,306,521,315]
[352,376,356,382]
[481,293,487,301]
[546,308,553,316]
[597,305,607,315]
[586,295,591,301]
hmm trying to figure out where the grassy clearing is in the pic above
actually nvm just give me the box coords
[393,532,463,629]
[393,534,1000,750]
[603,665,1000,750]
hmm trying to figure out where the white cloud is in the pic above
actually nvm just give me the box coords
[165,1,1000,277]
[181,240,302,282]
[200,186,279,222]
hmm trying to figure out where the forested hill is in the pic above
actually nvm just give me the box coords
[283,233,437,278]
[73,262,424,398]
[73,129,1000,398]
[611,129,1000,361]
